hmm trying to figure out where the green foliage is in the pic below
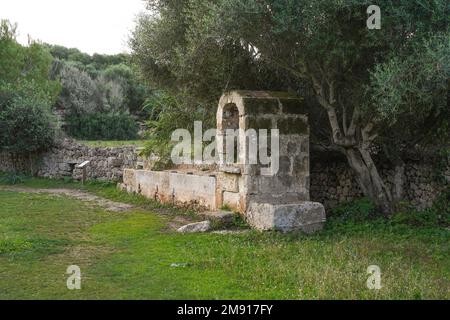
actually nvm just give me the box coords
[0,21,60,102]
[332,190,450,228]
[132,0,449,210]
[390,208,441,228]
[0,21,59,158]
[390,189,450,228]
[130,1,283,105]
[331,198,377,222]
[370,32,450,146]
[142,91,215,169]
[1,184,450,299]
[47,44,149,117]
[65,113,139,141]
[0,172,29,185]
[57,62,100,115]
[0,92,56,154]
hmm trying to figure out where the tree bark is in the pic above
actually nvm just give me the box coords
[345,147,393,215]
[307,69,397,214]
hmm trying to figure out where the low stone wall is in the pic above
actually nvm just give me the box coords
[1,139,447,211]
[0,139,141,181]
[120,169,217,210]
[310,155,449,210]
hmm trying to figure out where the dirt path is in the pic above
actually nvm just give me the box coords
[0,186,133,212]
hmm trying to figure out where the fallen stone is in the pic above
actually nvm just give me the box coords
[177,221,211,233]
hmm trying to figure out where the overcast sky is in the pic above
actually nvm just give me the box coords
[0,0,147,55]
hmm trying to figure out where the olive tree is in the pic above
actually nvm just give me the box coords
[133,0,449,213]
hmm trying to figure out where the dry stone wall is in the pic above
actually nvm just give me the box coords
[0,139,141,181]
[1,139,447,211]
[310,155,449,210]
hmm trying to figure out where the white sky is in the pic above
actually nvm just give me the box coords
[0,0,147,55]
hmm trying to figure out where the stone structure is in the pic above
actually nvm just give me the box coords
[311,155,449,211]
[120,91,327,233]
[0,139,142,181]
[1,97,446,218]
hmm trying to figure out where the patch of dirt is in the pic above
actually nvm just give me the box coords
[0,186,133,212]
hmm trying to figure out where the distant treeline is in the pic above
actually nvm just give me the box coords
[44,44,152,140]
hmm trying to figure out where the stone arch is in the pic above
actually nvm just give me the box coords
[217,92,246,167]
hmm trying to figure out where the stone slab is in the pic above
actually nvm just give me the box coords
[246,201,326,233]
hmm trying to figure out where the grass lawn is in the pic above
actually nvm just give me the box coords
[77,140,145,148]
[0,178,449,299]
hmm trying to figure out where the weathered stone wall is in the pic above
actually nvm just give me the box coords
[0,139,141,181]
[1,138,447,212]
[216,91,311,214]
[120,169,217,210]
[310,155,449,210]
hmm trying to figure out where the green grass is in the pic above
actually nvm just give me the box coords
[1,178,449,299]
[77,140,145,148]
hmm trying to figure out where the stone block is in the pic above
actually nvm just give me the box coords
[280,98,307,115]
[169,173,217,209]
[243,98,280,115]
[223,191,240,206]
[277,117,308,135]
[246,117,274,130]
[219,172,239,192]
[200,211,234,224]
[246,201,326,233]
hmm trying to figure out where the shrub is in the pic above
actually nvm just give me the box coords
[0,21,59,171]
[65,112,139,140]
[389,189,450,228]
[0,172,28,185]
[390,208,441,228]
[330,198,377,223]
[57,63,100,115]
[0,85,56,156]
[142,91,215,170]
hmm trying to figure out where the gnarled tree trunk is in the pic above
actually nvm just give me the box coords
[345,147,393,215]
[309,72,395,214]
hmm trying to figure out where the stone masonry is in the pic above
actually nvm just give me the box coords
[0,139,141,181]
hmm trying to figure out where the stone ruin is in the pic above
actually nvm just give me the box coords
[120,91,326,233]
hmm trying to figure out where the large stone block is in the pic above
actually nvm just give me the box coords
[246,201,326,233]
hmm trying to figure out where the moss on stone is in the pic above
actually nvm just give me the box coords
[277,118,308,135]
[280,99,307,115]
[247,117,274,130]
[243,98,280,115]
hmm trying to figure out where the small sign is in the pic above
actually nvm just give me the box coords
[76,161,90,168]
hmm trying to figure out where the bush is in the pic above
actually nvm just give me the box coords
[0,172,29,185]
[142,91,215,170]
[390,188,450,228]
[0,86,56,155]
[330,198,377,223]
[0,21,59,165]
[65,112,139,140]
